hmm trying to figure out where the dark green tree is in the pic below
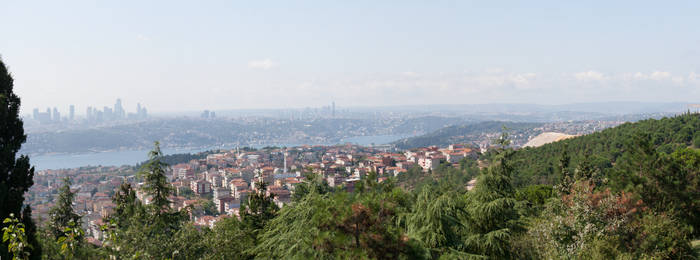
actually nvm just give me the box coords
[240,181,279,233]
[464,144,522,258]
[105,142,188,259]
[204,217,251,259]
[292,171,333,202]
[556,145,573,194]
[666,148,700,235]
[48,177,81,240]
[108,182,143,229]
[0,58,38,259]
[404,187,471,258]
[137,141,174,222]
[253,184,425,259]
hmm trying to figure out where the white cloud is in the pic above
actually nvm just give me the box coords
[248,59,278,70]
[632,72,648,80]
[671,77,685,85]
[623,71,674,81]
[573,70,605,81]
[510,73,537,89]
[649,70,671,80]
[218,69,694,108]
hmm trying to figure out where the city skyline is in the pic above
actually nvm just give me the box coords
[30,98,148,122]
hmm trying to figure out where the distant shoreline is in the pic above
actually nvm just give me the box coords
[30,134,414,170]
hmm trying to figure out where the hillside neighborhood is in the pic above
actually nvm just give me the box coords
[28,143,480,244]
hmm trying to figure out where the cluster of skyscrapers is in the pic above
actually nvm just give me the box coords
[32,106,74,124]
[201,110,216,119]
[33,99,148,124]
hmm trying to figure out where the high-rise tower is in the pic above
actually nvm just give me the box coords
[114,98,125,119]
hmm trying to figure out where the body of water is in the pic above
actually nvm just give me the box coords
[30,134,412,170]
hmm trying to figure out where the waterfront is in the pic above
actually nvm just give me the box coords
[30,134,412,170]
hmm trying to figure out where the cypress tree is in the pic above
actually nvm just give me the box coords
[0,58,38,259]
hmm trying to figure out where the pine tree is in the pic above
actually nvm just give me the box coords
[557,145,573,194]
[108,182,143,228]
[464,137,522,258]
[0,58,37,259]
[240,181,279,233]
[137,141,175,226]
[404,187,470,258]
[48,177,81,240]
[108,142,186,259]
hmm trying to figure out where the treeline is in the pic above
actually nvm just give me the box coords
[507,113,700,242]
[511,112,700,187]
[393,121,542,149]
[135,151,213,168]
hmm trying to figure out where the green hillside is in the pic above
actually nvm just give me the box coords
[393,121,543,149]
[511,112,700,187]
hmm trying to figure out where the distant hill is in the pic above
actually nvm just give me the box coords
[522,132,576,148]
[510,113,700,187]
[392,121,543,149]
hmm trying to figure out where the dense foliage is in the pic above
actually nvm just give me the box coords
[511,113,700,186]
[512,113,700,236]
[0,58,40,259]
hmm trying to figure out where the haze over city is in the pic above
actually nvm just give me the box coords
[2,0,699,113]
[3,1,700,259]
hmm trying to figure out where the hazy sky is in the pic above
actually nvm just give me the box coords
[2,1,699,114]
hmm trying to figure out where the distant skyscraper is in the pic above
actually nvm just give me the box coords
[34,108,52,124]
[69,105,75,121]
[52,107,60,122]
[135,103,148,119]
[104,106,112,120]
[332,101,336,117]
[114,99,125,119]
[87,106,93,120]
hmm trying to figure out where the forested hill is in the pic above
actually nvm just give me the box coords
[392,121,543,149]
[510,112,700,187]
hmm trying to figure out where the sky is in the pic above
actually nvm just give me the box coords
[1,0,699,114]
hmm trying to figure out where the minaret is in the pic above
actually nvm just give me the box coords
[283,148,288,174]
